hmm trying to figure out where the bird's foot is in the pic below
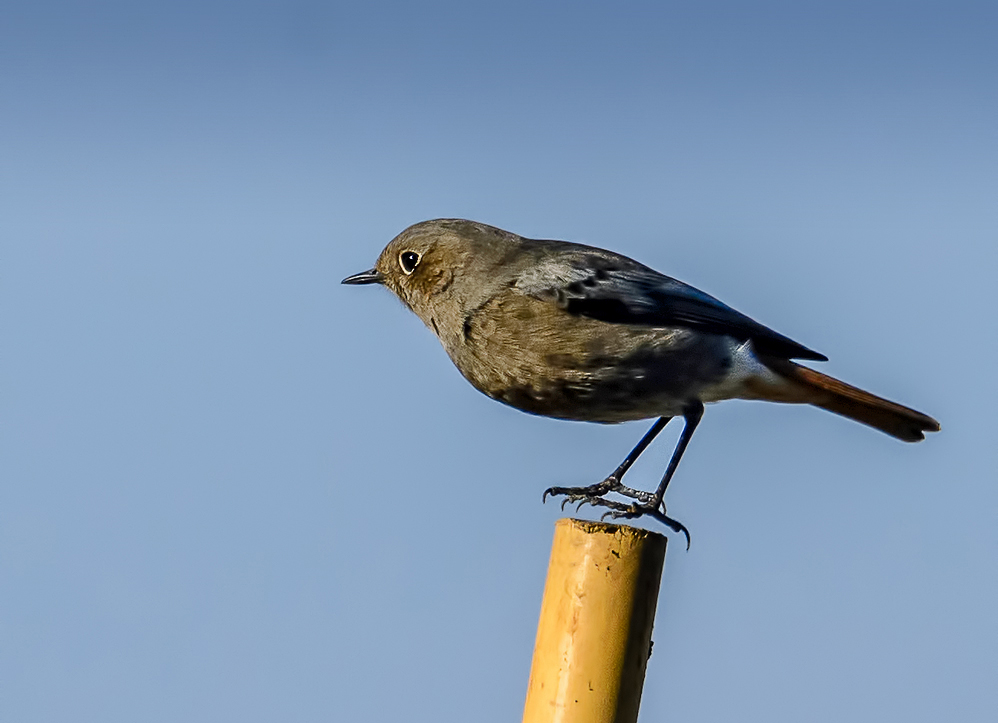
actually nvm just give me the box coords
[542,482,690,548]
[543,478,612,508]
[591,498,691,550]
[543,477,656,507]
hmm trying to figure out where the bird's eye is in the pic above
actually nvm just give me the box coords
[399,251,420,274]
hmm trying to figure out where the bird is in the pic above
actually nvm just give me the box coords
[343,218,939,545]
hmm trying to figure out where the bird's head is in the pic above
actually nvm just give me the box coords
[342,218,518,317]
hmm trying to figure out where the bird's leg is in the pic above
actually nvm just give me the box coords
[542,417,671,507]
[590,402,704,548]
[649,401,703,508]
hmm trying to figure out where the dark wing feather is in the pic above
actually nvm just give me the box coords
[514,246,827,362]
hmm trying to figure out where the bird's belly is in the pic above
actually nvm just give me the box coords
[449,323,734,423]
[489,376,692,423]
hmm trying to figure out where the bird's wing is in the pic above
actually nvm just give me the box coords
[513,247,827,361]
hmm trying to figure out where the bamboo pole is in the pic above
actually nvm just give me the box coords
[522,518,667,723]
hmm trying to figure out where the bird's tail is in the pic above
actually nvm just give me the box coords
[751,358,940,442]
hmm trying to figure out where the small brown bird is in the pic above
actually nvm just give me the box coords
[343,219,939,544]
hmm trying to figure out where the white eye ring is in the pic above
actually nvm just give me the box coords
[399,251,420,274]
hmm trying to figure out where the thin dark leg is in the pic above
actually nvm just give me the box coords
[542,417,671,505]
[591,402,704,549]
[541,409,703,547]
[605,416,671,485]
[650,401,704,507]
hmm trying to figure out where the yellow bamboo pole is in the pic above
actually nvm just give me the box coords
[522,518,667,723]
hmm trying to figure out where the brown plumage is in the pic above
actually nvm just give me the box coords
[344,219,940,540]
[753,358,940,442]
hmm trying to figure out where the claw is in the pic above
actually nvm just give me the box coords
[541,481,690,549]
[652,511,691,550]
[678,525,691,551]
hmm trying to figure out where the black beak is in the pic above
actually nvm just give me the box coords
[341,269,384,285]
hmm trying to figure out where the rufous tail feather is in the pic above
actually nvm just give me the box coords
[755,358,940,442]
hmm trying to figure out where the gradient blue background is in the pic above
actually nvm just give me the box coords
[3,2,995,721]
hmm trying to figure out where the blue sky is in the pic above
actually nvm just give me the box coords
[3,2,996,721]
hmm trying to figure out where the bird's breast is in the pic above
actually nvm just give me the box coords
[442,292,734,422]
